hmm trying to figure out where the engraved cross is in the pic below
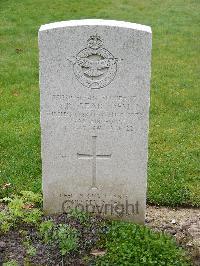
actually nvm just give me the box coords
[77,136,111,189]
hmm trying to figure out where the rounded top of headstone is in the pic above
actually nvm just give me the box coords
[39,19,151,33]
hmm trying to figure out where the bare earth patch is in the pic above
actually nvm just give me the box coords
[146,205,200,265]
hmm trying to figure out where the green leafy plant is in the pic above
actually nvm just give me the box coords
[39,220,54,243]
[22,208,42,224]
[0,191,42,233]
[68,208,89,224]
[54,224,79,255]
[0,209,13,232]
[23,237,37,257]
[3,260,18,266]
[20,191,42,207]
[40,222,79,256]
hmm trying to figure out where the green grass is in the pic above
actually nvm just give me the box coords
[96,221,190,265]
[0,0,199,206]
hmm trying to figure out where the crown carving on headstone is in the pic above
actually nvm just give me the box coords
[87,34,103,49]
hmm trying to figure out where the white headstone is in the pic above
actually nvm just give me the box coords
[39,19,152,223]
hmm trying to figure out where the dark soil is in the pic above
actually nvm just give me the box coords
[0,213,107,265]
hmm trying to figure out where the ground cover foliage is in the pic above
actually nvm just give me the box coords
[0,0,199,206]
[0,192,191,265]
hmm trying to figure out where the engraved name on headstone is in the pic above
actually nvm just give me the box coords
[39,19,152,223]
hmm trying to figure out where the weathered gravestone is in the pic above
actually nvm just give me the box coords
[39,19,152,223]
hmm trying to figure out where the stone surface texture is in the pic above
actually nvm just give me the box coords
[39,19,152,223]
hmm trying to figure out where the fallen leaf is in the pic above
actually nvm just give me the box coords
[90,249,106,256]
[2,183,11,189]
[15,48,23,53]
[23,204,35,209]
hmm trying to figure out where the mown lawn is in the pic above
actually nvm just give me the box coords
[0,0,199,206]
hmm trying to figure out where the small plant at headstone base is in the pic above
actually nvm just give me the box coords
[53,224,79,256]
[95,221,191,266]
[0,191,42,233]
[40,221,79,256]
[67,208,90,225]
[19,191,42,207]
[39,219,54,243]
[23,235,37,257]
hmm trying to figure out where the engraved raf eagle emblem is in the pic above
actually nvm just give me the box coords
[69,35,118,89]
[76,57,117,78]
